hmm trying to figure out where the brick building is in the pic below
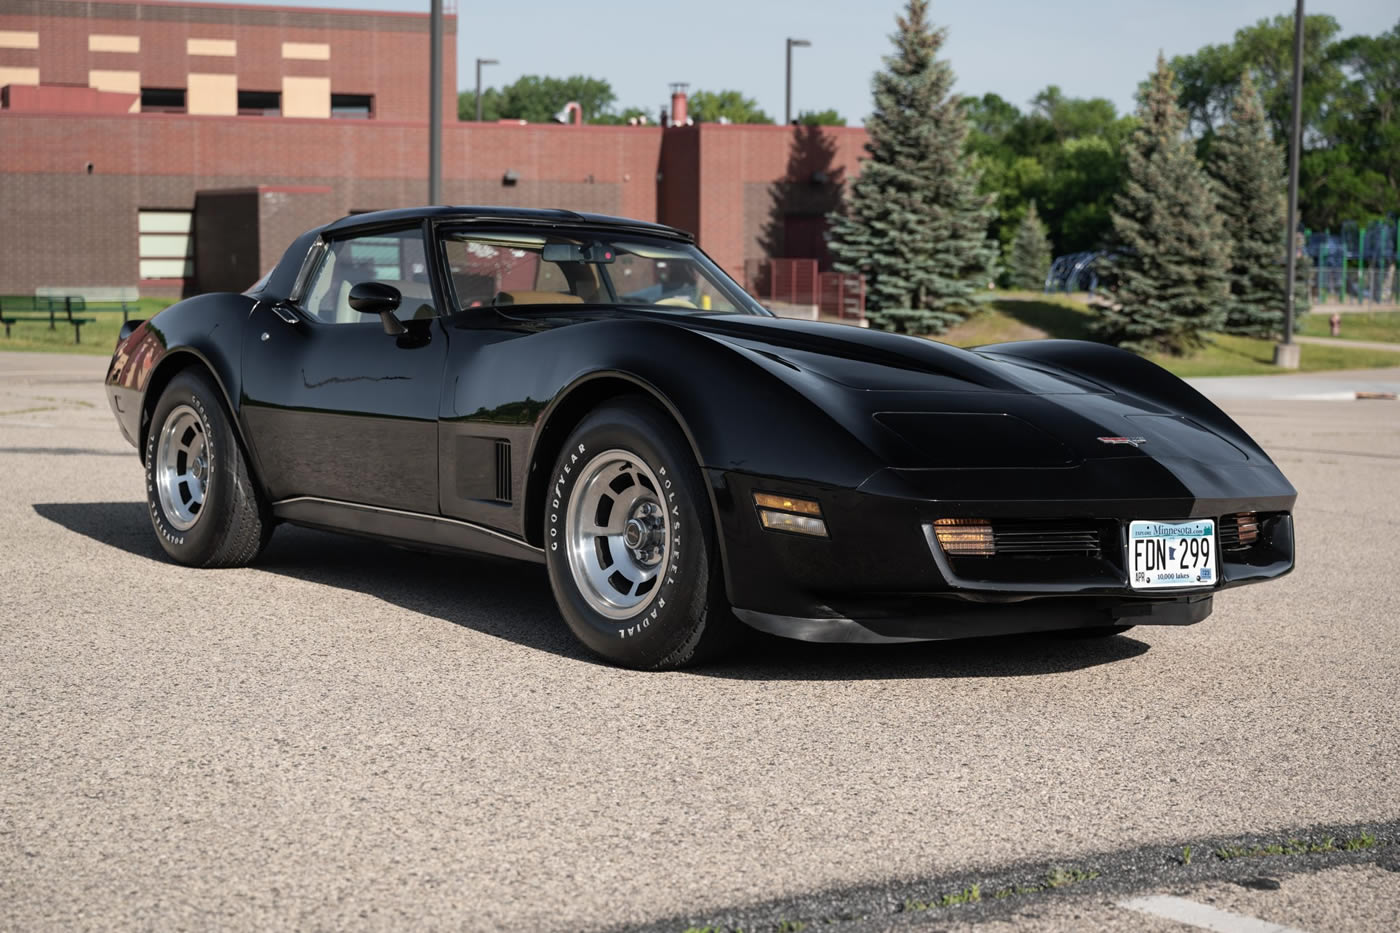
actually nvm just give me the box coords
[0,0,867,298]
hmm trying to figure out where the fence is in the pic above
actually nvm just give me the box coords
[1046,218,1400,307]
[743,258,866,323]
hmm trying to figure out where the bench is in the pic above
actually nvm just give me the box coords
[1,296,102,343]
[34,287,140,323]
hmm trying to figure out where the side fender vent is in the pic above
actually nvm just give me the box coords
[495,439,512,503]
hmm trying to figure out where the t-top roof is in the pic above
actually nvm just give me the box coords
[323,206,694,242]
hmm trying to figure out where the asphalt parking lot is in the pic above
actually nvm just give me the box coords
[2,351,1398,932]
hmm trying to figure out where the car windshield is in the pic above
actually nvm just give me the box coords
[441,230,768,316]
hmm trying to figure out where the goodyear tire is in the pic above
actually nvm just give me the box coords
[145,368,272,567]
[545,397,737,669]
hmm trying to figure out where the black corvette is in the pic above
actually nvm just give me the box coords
[105,206,1296,668]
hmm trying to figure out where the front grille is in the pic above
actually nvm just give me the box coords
[992,521,1103,557]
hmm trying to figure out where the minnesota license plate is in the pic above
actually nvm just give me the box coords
[1127,519,1216,590]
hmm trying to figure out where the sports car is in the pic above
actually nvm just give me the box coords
[104,206,1296,669]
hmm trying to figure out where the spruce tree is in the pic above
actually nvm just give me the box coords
[1208,73,1303,337]
[1093,55,1230,354]
[1006,200,1052,291]
[827,0,997,334]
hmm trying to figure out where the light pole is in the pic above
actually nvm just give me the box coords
[428,0,442,205]
[475,57,499,123]
[785,38,810,126]
[1277,0,1305,368]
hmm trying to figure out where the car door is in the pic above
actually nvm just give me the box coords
[241,223,448,515]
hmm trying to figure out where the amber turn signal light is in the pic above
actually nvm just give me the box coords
[933,517,995,556]
[753,492,827,537]
[1234,511,1259,546]
[753,492,822,515]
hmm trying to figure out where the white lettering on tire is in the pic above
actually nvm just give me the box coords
[549,442,585,552]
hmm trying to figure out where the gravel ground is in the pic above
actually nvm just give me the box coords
[2,351,1397,931]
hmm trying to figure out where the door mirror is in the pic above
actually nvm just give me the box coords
[348,281,406,335]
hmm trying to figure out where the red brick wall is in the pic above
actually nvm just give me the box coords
[692,123,868,278]
[0,114,666,292]
[0,0,456,123]
[0,114,868,293]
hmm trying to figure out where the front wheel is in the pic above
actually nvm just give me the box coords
[145,368,272,567]
[544,398,738,669]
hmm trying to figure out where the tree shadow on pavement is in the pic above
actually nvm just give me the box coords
[34,501,1151,680]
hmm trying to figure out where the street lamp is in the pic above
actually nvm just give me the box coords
[429,0,443,205]
[785,38,810,126]
[1277,0,1304,369]
[475,58,499,123]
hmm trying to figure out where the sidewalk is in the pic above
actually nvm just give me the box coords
[1188,366,1400,401]
[1294,334,1400,353]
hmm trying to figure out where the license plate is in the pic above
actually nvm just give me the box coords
[1127,519,1216,590]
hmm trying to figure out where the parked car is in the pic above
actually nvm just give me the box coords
[105,206,1296,668]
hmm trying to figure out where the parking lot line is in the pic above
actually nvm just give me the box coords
[1120,894,1312,933]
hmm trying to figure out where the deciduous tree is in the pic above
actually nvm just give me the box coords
[687,90,773,124]
[796,109,846,127]
[458,75,619,124]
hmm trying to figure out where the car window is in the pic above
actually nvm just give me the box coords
[610,244,738,312]
[301,228,438,324]
[440,230,763,314]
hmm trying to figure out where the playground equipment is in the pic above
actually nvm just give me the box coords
[1306,217,1398,305]
[1044,251,1109,294]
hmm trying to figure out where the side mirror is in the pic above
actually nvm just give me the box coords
[348,281,406,335]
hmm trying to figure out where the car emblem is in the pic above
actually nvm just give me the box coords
[1098,436,1148,447]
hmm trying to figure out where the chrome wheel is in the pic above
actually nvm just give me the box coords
[565,449,670,620]
[155,404,209,532]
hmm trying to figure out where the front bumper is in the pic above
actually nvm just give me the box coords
[735,593,1214,644]
[710,467,1295,644]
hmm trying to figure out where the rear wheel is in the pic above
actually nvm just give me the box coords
[145,369,272,567]
[544,398,738,669]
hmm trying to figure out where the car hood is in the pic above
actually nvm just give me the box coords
[645,313,1262,472]
[659,312,1103,395]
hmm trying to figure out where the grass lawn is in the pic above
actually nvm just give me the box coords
[1295,310,1400,343]
[1149,333,1400,377]
[0,298,175,355]
[934,293,1400,378]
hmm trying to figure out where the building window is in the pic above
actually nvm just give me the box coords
[138,210,194,280]
[141,88,186,114]
[237,90,280,116]
[330,93,372,119]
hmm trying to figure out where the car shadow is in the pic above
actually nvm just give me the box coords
[33,501,1151,680]
[32,500,585,663]
[704,627,1150,681]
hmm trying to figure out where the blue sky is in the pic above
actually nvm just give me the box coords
[223,0,1396,123]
